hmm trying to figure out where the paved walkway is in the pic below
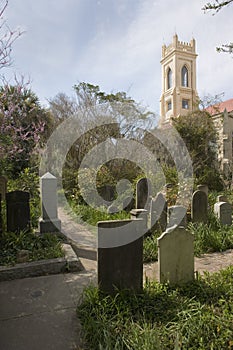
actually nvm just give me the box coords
[0,206,233,349]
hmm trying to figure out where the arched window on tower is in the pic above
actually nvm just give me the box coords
[181,65,188,87]
[167,68,172,90]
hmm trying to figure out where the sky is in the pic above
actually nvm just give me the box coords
[2,0,233,115]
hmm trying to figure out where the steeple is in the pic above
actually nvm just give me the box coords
[160,34,198,125]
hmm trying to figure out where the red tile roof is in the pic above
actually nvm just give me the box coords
[206,98,233,115]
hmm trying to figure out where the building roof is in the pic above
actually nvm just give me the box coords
[206,98,233,116]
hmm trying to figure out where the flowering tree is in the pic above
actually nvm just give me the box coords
[0,81,53,176]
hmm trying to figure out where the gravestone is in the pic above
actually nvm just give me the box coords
[217,195,228,202]
[40,172,61,233]
[98,219,143,294]
[6,191,30,232]
[136,177,152,209]
[157,226,194,285]
[0,175,7,201]
[150,192,167,232]
[191,190,208,223]
[168,205,187,228]
[214,201,232,225]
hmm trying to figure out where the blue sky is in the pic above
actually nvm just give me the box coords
[3,0,233,114]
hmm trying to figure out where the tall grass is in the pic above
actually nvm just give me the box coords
[77,266,233,350]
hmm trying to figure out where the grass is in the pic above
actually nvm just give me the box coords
[0,231,65,266]
[77,266,233,350]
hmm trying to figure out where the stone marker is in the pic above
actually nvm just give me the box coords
[191,190,208,223]
[123,196,135,212]
[136,177,152,209]
[214,201,232,225]
[98,219,143,294]
[168,205,187,228]
[157,226,194,285]
[197,184,208,196]
[150,192,167,232]
[0,175,7,201]
[39,172,61,233]
[6,191,30,232]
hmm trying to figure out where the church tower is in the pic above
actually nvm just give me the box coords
[160,34,198,124]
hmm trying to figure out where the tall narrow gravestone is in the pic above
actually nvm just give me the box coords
[157,226,194,285]
[168,205,187,228]
[136,177,152,209]
[191,190,208,223]
[0,194,2,234]
[214,200,232,225]
[98,219,143,294]
[6,191,30,232]
[40,172,61,233]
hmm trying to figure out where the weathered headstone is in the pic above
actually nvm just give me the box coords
[168,205,187,228]
[136,177,152,209]
[214,201,232,225]
[0,175,7,201]
[150,192,167,232]
[98,219,143,294]
[6,191,30,232]
[157,226,194,285]
[107,205,118,214]
[191,190,208,223]
[40,172,61,233]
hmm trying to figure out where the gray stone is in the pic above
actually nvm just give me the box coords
[191,190,208,223]
[98,184,115,202]
[150,192,167,232]
[123,196,135,212]
[130,208,148,233]
[6,191,30,233]
[136,177,152,209]
[40,172,61,233]
[0,175,7,201]
[214,201,232,225]
[0,194,2,234]
[107,205,118,214]
[97,219,143,294]
[157,226,194,285]
[168,205,187,228]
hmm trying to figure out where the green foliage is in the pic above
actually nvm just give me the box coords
[172,110,224,191]
[0,231,64,266]
[77,266,233,349]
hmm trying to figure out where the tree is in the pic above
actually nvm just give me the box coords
[202,0,233,53]
[0,0,22,69]
[172,110,223,190]
[0,81,54,177]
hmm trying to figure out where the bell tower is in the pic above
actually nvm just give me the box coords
[160,34,198,125]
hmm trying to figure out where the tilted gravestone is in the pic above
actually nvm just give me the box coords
[214,201,232,225]
[97,218,143,294]
[157,226,194,285]
[191,190,208,223]
[168,205,187,228]
[6,191,30,232]
[136,177,152,210]
[150,192,167,232]
[0,175,7,201]
[40,172,61,233]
